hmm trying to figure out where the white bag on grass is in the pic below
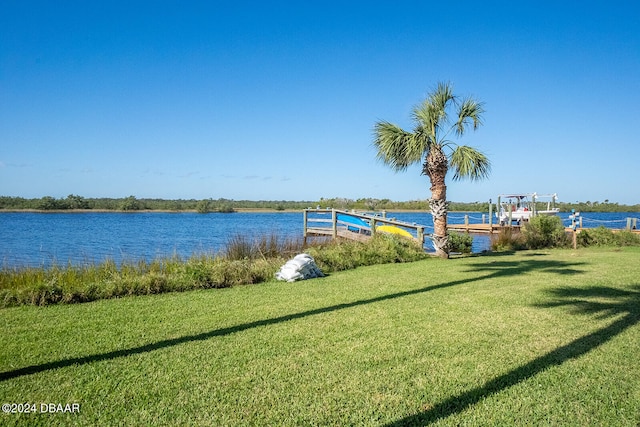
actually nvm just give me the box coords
[275,254,324,282]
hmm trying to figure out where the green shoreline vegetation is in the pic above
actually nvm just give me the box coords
[0,234,429,308]
[1,195,639,212]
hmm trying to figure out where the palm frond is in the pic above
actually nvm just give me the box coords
[449,145,491,181]
[412,82,455,140]
[373,121,426,171]
[412,103,441,137]
[455,97,485,136]
[432,81,455,112]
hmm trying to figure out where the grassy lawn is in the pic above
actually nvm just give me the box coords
[1,247,639,426]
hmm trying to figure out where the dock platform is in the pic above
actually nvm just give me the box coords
[446,223,504,234]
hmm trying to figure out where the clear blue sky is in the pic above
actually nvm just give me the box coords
[2,1,639,204]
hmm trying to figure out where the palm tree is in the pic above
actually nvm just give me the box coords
[373,82,490,258]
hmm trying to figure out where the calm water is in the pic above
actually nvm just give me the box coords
[1,211,638,269]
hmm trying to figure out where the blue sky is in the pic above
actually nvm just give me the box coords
[2,1,639,204]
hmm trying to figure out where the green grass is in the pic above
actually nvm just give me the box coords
[1,247,639,425]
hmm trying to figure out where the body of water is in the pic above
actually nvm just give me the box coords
[1,211,638,269]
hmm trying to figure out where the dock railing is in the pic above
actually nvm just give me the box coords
[303,209,429,246]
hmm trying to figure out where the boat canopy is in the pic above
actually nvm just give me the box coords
[497,193,557,200]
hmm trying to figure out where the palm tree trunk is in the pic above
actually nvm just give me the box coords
[430,199,448,258]
[425,148,449,258]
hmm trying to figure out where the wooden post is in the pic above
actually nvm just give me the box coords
[331,209,337,239]
[573,230,577,249]
[633,218,638,230]
[371,217,377,236]
[464,214,469,227]
[627,218,632,230]
[303,209,308,245]
[532,193,537,216]
[489,200,493,227]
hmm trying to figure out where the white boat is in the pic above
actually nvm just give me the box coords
[496,193,559,225]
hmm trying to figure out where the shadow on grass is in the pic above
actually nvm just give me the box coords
[0,256,585,382]
[384,284,640,426]
[463,257,585,277]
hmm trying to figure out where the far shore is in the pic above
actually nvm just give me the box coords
[0,208,431,214]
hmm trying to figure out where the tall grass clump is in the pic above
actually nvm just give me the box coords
[521,215,570,249]
[306,233,428,272]
[181,256,279,288]
[224,233,305,260]
[577,226,640,247]
[490,227,526,252]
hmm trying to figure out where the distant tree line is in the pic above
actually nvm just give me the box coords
[0,195,638,213]
[0,195,314,212]
[555,200,640,213]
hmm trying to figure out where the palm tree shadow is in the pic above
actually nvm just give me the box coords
[463,258,586,278]
[0,257,585,382]
[385,284,640,426]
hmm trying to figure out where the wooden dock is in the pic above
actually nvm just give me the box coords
[446,223,503,234]
[303,209,429,245]
[304,210,639,248]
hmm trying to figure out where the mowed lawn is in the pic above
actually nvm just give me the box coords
[1,247,639,426]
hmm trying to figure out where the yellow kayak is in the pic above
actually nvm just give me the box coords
[377,225,413,238]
